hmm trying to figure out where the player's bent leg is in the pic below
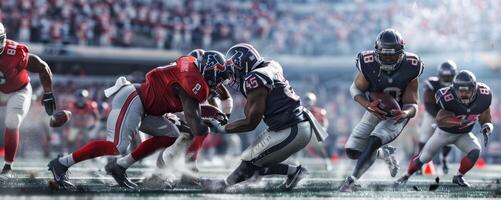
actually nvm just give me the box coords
[2,84,31,176]
[211,122,312,191]
[344,111,378,160]
[351,136,382,179]
[396,128,454,185]
[250,121,312,190]
[49,85,142,188]
[368,118,409,178]
[453,132,482,187]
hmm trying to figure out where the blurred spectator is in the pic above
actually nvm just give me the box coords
[3,0,500,55]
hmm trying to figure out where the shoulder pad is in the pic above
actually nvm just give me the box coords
[435,87,454,110]
[176,56,197,72]
[477,82,493,99]
[355,50,376,71]
[404,51,424,78]
[424,76,439,90]
[253,60,281,79]
[243,71,273,93]
[174,59,210,103]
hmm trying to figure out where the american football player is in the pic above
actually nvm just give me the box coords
[154,49,234,168]
[201,43,326,191]
[0,22,56,181]
[417,61,457,174]
[48,51,232,189]
[340,29,423,192]
[65,89,99,152]
[396,70,492,187]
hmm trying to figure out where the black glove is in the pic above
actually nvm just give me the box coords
[42,92,56,115]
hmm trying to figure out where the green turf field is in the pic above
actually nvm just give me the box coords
[1,157,500,199]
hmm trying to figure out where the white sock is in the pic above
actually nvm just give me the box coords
[117,154,136,168]
[456,171,464,176]
[5,161,12,166]
[58,154,75,167]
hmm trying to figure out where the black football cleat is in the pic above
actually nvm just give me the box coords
[394,175,409,186]
[452,175,471,187]
[283,165,309,191]
[105,158,138,189]
[48,157,74,189]
[0,165,13,182]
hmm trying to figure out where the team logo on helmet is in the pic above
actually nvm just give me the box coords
[205,54,226,72]
[227,50,244,69]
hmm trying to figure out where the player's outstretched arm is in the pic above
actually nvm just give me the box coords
[27,54,53,93]
[174,84,209,136]
[27,53,55,115]
[423,88,438,117]
[224,87,267,133]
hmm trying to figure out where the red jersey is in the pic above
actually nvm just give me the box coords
[0,39,30,93]
[68,100,99,127]
[140,56,210,116]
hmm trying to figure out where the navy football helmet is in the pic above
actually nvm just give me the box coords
[437,60,458,86]
[452,70,477,104]
[374,29,405,72]
[225,43,264,89]
[197,50,232,88]
[188,49,205,61]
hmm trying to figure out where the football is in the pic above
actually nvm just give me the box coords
[200,104,227,122]
[369,92,401,117]
[49,110,72,127]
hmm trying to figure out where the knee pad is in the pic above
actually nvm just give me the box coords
[346,148,362,159]
[5,110,23,129]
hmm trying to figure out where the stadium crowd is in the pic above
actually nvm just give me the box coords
[1,0,500,55]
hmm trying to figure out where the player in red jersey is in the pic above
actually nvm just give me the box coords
[65,89,99,151]
[0,22,56,181]
[48,51,232,189]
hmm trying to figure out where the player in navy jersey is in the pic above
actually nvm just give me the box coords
[396,70,493,187]
[417,60,457,174]
[340,29,423,192]
[200,43,328,192]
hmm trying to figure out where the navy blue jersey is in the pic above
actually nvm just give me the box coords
[424,76,443,94]
[436,83,492,134]
[356,50,424,106]
[240,60,304,131]
[423,76,445,116]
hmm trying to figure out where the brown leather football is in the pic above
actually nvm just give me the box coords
[369,92,401,117]
[49,110,72,127]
